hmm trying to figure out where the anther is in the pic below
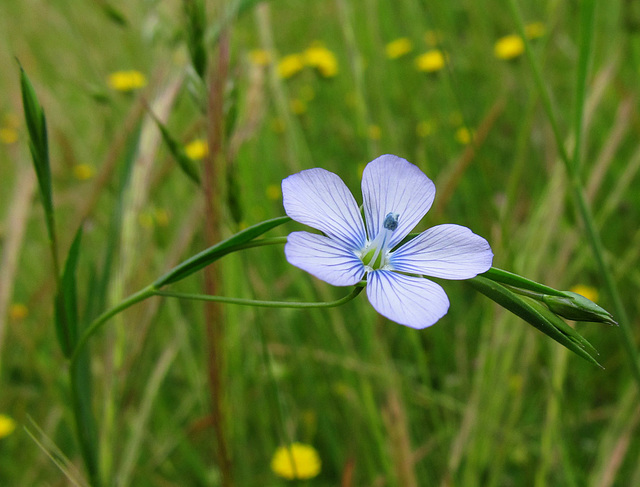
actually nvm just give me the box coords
[383,212,399,231]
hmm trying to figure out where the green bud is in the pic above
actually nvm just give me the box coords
[542,292,617,326]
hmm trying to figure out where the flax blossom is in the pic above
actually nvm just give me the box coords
[282,154,493,329]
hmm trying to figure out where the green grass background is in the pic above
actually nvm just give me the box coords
[1,0,640,485]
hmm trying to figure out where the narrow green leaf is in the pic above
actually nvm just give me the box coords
[524,297,599,357]
[99,1,128,26]
[183,0,207,79]
[154,216,291,287]
[54,226,83,357]
[19,63,57,260]
[70,348,101,487]
[468,276,602,367]
[151,113,201,185]
[481,267,565,297]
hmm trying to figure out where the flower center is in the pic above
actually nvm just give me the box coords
[361,212,399,270]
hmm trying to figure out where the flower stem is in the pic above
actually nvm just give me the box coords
[153,286,364,308]
[69,285,156,369]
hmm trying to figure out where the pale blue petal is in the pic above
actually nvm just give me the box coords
[366,270,449,329]
[390,224,493,279]
[283,168,366,250]
[361,154,436,248]
[285,231,366,286]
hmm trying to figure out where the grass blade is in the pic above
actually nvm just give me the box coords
[18,63,59,276]
[53,227,83,357]
[151,112,201,185]
[153,216,290,287]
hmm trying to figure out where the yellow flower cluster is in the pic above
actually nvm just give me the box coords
[270,43,339,79]
[107,70,147,92]
[384,22,545,71]
[494,22,547,60]
[304,44,338,77]
[385,37,413,59]
[271,443,321,480]
[415,49,447,72]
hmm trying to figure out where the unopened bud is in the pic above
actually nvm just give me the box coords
[542,292,617,326]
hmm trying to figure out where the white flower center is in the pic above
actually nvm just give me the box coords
[361,212,399,270]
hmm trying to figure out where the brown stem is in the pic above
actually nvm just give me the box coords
[202,25,234,487]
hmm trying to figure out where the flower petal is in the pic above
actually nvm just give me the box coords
[390,224,493,279]
[282,168,366,250]
[366,270,449,328]
[361,154,435,248]
[285,231,365,286]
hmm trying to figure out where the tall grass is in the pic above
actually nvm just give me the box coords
[1,1,639,485]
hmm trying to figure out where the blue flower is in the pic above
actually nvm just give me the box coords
[282,154,493,329]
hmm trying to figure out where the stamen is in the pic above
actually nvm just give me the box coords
[383,212,399,231]
[362,212,400,269]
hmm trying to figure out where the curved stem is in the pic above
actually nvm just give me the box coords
[153,286,364,309]
[70,285,156,368]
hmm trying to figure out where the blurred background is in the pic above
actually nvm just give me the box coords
[1,0,640,485]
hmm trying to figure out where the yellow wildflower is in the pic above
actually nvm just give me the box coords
[9,303,28,321]
[570,285,599,304]
[494,34,524,60]
[386,38,413,59]
[290,99,307,115]
[266,184,281,201]
[368,124,381,140]
[416,120,435,138]
[415,49,446,73]
[249,49,272,66]
[185,139,208,160]
[455,127,473,145]
[107,70,147,92]
[277,54,305,79]
[271,443,321,480]
[0,415,16,439]
[304,44,338,77]
[525,22,546,39]
[73,164,95,181]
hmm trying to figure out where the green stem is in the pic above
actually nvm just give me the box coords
[153,286,364,309]
[507,0,640,386]
[69,285,156,369]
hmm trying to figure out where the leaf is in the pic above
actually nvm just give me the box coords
[54,226,83,357]
[183,0,207,79]
[481,267,565,297]
[154,216,291,287]
[19,63,56,250]
[150,112,201,185]
[468,275,602,367]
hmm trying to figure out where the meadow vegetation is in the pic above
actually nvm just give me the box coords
[1,0,640,485]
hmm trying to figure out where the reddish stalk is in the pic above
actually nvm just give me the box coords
[203,27,234,487]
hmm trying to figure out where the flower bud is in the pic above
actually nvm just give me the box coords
[542,292,617,326]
